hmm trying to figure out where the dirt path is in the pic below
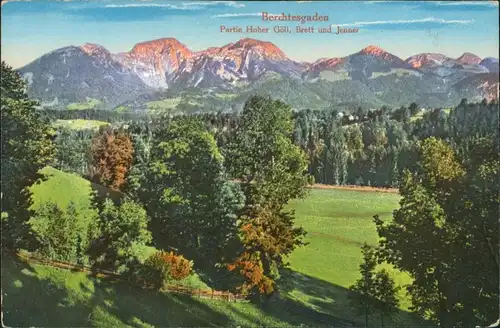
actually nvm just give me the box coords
[232,180,398,194]
[307,184,399,194]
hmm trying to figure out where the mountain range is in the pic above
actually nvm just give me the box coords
[17,37,499,112]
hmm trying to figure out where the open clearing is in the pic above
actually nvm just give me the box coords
[2,169,422,327]
[52,119,109,130]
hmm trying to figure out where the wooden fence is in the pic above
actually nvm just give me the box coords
[14,250,248,302]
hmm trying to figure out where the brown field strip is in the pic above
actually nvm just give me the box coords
[307,184,399,193]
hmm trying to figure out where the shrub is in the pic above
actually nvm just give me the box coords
[159,251,193,280]
[136,251,193,290]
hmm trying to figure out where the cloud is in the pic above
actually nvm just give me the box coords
[211,12,262,19]
[335,17,473,27]
[188,1,245,8]
[365,0,496,5]
[433,1,497,6]
[104,3,193,9]
[364,1,391,3]
[104,1,244,10]
[424,1,497,11]
[363,1,420,10]
[64,0,245,22]
[211,11,284,19]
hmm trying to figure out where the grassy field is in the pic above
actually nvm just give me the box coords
[285,189,417,324]
[28,166,124,245]
[66,98,103,110]
[146,98,182,111]
[3,171,423,327]
[29,166,97,228]
[53,119,109,131]
[288,188,400,286]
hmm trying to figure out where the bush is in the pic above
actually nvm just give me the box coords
[159,251,193,280]
[135,251,193,290]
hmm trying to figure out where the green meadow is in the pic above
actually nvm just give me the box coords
[66,98,103,111]
[52,119,109,131]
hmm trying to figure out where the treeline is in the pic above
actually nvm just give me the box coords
[49,98,498,188]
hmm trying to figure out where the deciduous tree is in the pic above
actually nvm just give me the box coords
[30,201,80,262]
[140,118,244,267]
[374,137,499,327]
[226,95,310,294]
[88,199,152,273]
[349,243,399,327]
[90,126,134,191]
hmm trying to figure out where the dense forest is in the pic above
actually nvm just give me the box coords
[48,98,498,188]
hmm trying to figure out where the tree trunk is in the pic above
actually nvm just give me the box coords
[365,308,369,327]
[261,253,272,277]
[381,313,384,328]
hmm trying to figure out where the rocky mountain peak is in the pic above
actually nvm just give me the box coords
[80,43,111,59]
[456,52,482,65]
[360,45,387,56]
[129,38,193,58]
[225,38,287,60]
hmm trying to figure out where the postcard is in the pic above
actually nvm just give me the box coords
[1,1,498,327]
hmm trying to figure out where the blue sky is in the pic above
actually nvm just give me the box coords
[1,0,498,68]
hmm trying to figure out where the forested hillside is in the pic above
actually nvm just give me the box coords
[45,98,498,188]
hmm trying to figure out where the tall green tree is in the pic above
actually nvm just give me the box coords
[374,137,499,327]
[140,118,244,267]
[54,128,93,177]
[225,95,310,294]
[1,61,55,250]
[373,270,400,327]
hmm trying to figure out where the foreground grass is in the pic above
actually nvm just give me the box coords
[2,252,345,327]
